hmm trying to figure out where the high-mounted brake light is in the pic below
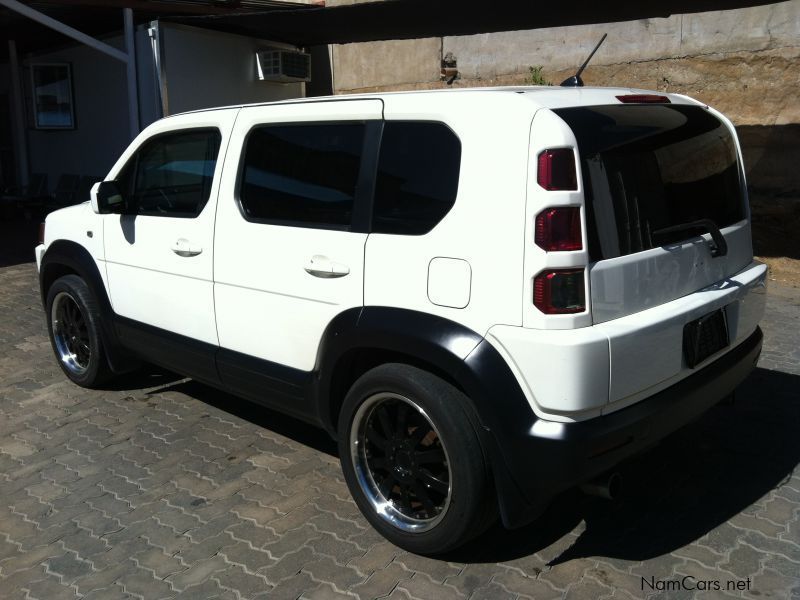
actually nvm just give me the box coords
[534,269,585,314]
[537,148,577,191]
[616,94,671,104]
[535,207,582,252]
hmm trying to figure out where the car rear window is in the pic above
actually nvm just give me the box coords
[554,104,745,260]
[372,122,461,235]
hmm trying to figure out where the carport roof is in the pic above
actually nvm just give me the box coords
[0,0,313,59]
[166,0,782,46]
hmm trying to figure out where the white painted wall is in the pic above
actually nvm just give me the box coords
[160,23,304,115]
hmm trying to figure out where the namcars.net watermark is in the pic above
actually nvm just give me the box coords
[642,575,752,593]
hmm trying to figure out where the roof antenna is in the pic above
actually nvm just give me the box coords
[560,33,607,87]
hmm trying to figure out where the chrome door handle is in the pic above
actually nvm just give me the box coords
[304,255,350,278]
[171,238,203,257]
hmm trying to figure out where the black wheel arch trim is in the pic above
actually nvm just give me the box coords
[313,306,538,527]
[39,240,138,373]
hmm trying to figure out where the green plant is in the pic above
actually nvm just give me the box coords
[528,65,552,86]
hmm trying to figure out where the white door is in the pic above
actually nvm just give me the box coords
[103,110,238,345]
[214,100,383,371]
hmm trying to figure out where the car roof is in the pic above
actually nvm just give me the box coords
[168,86,703,118]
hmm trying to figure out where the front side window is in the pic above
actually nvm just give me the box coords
[373,122,461,235]
[117,128,221,218]
[239,123,366,228]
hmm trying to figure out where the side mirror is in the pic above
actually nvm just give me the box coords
[91,180,126,215]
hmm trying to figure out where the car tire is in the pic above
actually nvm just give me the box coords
[46,274,112,388]
[338,363,495,554]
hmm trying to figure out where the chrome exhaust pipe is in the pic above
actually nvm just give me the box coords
[580,471,622,500]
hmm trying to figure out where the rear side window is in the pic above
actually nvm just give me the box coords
[240,123,365,228]
[372,122,461,235]
[554,105,745,260]
[117,128,221,218]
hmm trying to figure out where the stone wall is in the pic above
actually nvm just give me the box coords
[329,0,800,196]
[330,1,799,125]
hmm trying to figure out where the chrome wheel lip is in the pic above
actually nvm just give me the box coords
[350,392,453,534]
[51,291,90,376]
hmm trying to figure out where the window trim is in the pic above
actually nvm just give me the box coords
[114,126,222,219]
[235,120,378,232]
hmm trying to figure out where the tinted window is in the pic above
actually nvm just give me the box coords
[554,105,744,260]
[117,129,221,217]
[373,122,461,235]
[240,123,365,227]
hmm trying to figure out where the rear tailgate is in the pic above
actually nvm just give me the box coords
[553,102,752,322]
[552,100,764,409]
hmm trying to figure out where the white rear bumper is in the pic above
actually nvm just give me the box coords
[486,260,768,422]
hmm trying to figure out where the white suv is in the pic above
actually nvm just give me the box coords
[36,88,766,554]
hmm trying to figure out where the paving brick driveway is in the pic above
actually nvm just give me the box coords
[0,256,798,599]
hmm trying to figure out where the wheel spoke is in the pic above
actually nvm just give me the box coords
[378,474,396,499]
[399,484,414,514]
[418,469,449,495]
[409,423,430,447]
[365,421,388,450]
[415,447,445,465]
[66,299,77,324]
[395,402,409,437]
[369,456,387,470]
[376,406,394,440]
[411,481,437,517]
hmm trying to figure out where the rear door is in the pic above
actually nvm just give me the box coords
[213,99,382,417]
[554,103,752,324]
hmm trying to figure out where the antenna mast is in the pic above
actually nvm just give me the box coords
[560,33,607,87]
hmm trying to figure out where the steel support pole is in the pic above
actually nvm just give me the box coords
[124,8,140,138]
[7,40,29,188]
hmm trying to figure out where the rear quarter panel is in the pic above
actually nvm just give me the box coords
[364,92,536,336]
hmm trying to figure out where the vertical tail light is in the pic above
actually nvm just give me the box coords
[534,269,585,314]
[535,207,582,251]
[537,148,577,191]
[38,222,46,245]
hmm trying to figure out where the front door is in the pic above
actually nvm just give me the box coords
[102,110,238,380]
[213,99,383,417]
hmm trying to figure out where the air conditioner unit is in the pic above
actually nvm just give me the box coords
[256,49,311,82]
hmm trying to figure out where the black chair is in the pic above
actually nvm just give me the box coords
[1,173,48,219]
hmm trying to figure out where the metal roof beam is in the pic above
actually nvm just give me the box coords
[0,0,129,63]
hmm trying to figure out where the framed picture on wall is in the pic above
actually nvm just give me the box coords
[31,63,75,130]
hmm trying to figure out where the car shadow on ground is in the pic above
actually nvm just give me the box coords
[143,376,340,457]
[448,366,800,564]
[120,364,799,564]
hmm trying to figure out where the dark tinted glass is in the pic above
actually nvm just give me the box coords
[240,124,365,227]
[373,122,461,235]
[554,105,745,260]
[117,129,220,218]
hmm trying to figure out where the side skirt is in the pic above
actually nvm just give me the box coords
[114,316,318,424]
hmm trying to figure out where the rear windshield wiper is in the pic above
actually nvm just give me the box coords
[652,219,728,257]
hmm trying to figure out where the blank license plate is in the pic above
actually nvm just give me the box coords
[683,308,730,368]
